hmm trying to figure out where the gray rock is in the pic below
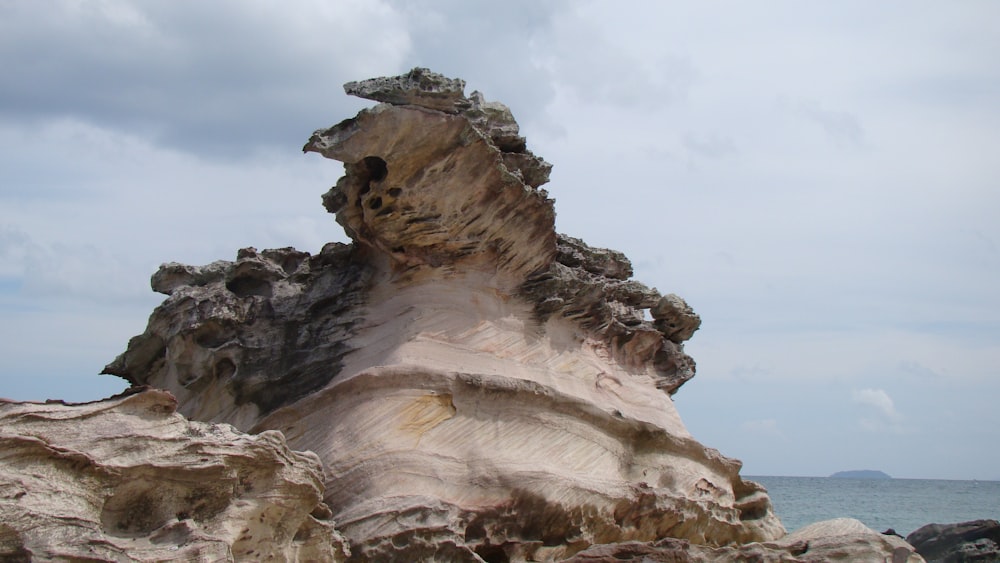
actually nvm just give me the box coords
[907,519,1000,563]
[151,260,230,295]
[651,293,702,343]
[344,66,470,113]
[464,90,525,152]
[519,234,698,394]
[502,149,553,188]
[104,243,372,420]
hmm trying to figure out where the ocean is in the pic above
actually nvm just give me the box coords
[749,476,1000,537]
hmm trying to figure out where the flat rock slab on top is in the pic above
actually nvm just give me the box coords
[344,67,471,113]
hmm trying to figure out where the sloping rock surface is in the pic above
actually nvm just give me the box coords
[0,388,348,562]
[776,518,923,562]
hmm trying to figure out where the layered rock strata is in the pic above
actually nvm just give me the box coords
[0,388,348,562]
[0,68,933,562]
[102,68,779,560]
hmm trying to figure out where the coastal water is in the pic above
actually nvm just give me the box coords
[749,476,1000,537]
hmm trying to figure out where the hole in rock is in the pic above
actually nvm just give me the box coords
[475,544,509,563]
[739,502,770,521]
[193,321,235,349]
[277,255,305,275]
[465,522,486,542]
[363,156,388,182]
[369,196,383,210]
[101,477,232,538]
[225,276,273,299]
[388,187,402,197]
[391,246,405,254]
[101,485,170,536]
[375,206,394,217]
[214,358,236,380]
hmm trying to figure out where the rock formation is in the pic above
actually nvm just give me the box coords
[566,518,923,562]
[100,68,780,561]
[907,519,1000,563]
[0,68,927,562]
[0,388,348,561]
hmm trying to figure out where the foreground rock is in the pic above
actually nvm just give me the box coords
[907,519,1000,562]
[104,68,779,560]
[566,518,923,562]
[0,389,348,562]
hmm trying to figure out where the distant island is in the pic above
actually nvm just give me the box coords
[830,470,892,479]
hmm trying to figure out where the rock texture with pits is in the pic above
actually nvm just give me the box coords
[103,68,779,561]
[0,389,348,562]
[2,68,927,563]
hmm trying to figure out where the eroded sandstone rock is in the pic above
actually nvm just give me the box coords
[0,388,348,562]
[104,69,781,560]
[776,518,923,562]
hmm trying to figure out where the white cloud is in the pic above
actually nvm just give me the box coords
[852,389,898,419]
[0,0,414,156]
[852,388,906,433]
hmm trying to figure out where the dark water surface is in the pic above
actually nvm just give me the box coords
[749,475,1000,537]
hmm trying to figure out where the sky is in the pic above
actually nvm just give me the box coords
[1,1,998,481]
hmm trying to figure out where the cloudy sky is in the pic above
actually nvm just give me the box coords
[2,1,998,481]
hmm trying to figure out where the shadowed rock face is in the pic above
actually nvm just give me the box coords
[104,243,372,429]
[103,68,783,560]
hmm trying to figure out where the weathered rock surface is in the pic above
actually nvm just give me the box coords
[775,518,923,562]
[0,388,348,562]
[100,68,775,560]
[69,68,927,561]
[907,519,1000,563]
[564,518,924,562]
